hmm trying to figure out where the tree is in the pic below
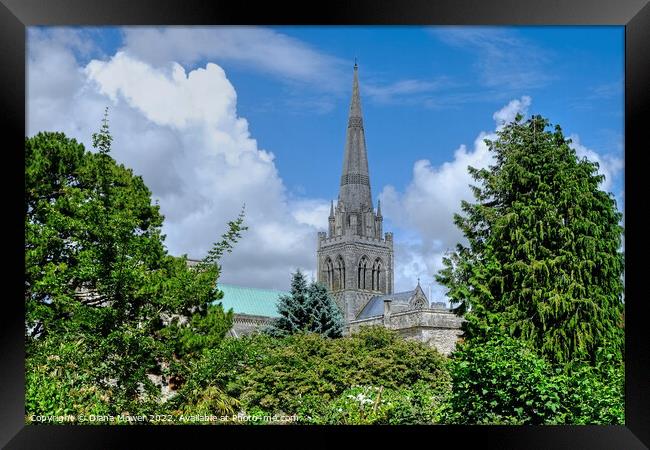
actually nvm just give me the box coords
[266,270,343,337]
[266,270,311,337]
[307,282,343,338]
[436,114,624,365]
[25,113,245,416]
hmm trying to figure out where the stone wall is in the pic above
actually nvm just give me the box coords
[229,314,274,337]
[347,308,464,356]
[227,309,464,357]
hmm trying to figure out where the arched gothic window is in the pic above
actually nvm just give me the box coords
[324,258,334,290]
[358,256,369,290]
[336,255,346,290]
[372,259,382,291]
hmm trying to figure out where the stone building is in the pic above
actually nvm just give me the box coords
[316,64,464,354]
[197,64,463,356]
[316,62,394,323]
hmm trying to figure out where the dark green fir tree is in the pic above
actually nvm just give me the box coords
[307,281,343,338]
[436,114,624,365]
[267,270,343,338]
[267,269,311,337]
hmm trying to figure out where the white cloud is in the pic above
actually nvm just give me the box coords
[569,134,623,194]
[28,29,329,291]
[493,95,531,129]
[432,27,553,90]
[120,27,346,92]
[380,129,496,299]
[364,77,452,104]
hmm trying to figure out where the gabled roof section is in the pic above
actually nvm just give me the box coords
[355,285,449,320]
[356,289,417,319]
[213,284,287,318]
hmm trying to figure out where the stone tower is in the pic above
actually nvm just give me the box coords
[317,63,394,324]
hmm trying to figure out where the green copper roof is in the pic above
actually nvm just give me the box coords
[213,284,286,318]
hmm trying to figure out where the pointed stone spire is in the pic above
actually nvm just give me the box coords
[339,62,372,213]
[328,199,336,237]
[349,61,363,126]
[377,199,382,217]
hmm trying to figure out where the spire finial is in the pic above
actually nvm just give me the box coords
[354,57,358,69]
[330,199,334,217]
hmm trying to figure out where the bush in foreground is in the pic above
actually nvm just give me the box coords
[442,334,624,425]
[175,326,451,423]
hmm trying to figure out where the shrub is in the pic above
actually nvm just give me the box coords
[238,326,450,418]
[176,326,451,422]
[442,334,625,425]
[561,348,624,424]
[443,335,565,424]
[311,381,449,425]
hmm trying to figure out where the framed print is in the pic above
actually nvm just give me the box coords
[2,0,649,448]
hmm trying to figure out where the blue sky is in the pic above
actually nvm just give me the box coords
[27,26,624,296]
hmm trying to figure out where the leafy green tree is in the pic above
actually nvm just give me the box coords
[171,327,450,421]
[266,271,343,337]
[436,114,624,364]
[561,349,624,424]
[25,113,245,417]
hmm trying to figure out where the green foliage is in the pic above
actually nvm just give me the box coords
[437,114,624,365]
[167,334,268,417]
[306,282,344,338]
[561,348,624,424]
[205,326,451,420]
[443,335,565,424]
[159,302,234,391]
[25,119,243,419]
[442,335,624,425]
[267,270,310,336]
[166,304,234,359]
[266,270,343,338]
[25,336,112,419]
[310,382,449,425]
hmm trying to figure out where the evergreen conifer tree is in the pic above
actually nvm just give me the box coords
[267,269,311,336]
[267,270,343,338]
[308,282,344,338]
[436,114,624,364]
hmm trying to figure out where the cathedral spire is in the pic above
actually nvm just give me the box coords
[339,62,372,213]
[349,61,362,123]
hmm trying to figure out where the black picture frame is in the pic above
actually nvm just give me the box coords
[2,0,648,448]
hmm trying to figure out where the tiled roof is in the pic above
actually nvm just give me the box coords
[355,288,448,320]
[356,290,416,319]
[213,284,287,318]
